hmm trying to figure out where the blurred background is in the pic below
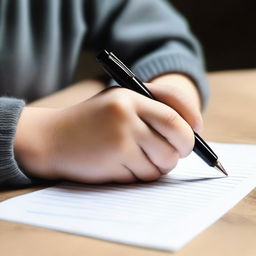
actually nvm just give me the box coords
[170,0,256,71]
[76,0,256,81]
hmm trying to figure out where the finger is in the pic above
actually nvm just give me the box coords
[108,164,139,184]
[134,118,179,173]
[134,95,194,158]
[146,82,203,133]
[123,140,162,182]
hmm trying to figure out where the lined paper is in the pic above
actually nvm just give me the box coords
[0,143,256,251]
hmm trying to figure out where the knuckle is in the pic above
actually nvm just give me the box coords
[168,151,179,170]
[142,169,161,182]
[190,113,203,132]
[180,129,195,158]
[163,110,178,130]
[158,148,179,171]
[105,95,131,120]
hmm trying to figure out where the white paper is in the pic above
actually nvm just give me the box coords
[0,143,256,251]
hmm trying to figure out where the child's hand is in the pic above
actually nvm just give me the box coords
[14,81,198,184]
[148,74,203,133]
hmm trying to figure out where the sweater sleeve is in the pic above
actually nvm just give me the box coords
[84,0,209,106]
[0,97,32,187]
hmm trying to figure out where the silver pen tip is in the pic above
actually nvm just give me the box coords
[215,161,228,176]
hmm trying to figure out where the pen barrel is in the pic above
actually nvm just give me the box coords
[96,50,155,100]
[193,132,218,167]
[131,77,156,99]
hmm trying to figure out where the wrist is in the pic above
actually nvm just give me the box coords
[14,107,59,179]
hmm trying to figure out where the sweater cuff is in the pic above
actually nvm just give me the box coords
[132,53,210,108]
[0,97,32,187]
[131,53,210,108]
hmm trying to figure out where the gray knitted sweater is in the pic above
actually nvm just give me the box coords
[0,0,209,187]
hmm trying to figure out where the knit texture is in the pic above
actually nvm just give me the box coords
[132,53,209,107]
[0,98,32,187]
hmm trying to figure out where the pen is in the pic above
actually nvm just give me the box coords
[96,50,228,176]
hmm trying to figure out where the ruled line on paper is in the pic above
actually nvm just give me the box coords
[0,142,256,251]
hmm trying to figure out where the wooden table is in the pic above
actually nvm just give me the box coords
[1,70,256,256]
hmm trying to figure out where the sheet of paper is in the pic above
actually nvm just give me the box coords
[0,143,256,251]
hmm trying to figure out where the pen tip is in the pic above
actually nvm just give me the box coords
[215,161,228,176]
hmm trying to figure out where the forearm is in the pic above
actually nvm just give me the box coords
[29,79,106,108]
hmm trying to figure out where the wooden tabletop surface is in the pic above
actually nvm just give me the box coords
[0,69,256,256]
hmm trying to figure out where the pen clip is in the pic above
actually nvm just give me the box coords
[108,52,135,78]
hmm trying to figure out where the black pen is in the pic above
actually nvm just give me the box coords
[96,50,228,176]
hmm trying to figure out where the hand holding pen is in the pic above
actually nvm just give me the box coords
[16,49,226,184]
[97,50,227,176]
